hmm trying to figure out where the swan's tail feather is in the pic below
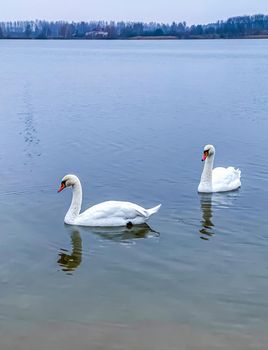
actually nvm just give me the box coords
[147,204,161,217]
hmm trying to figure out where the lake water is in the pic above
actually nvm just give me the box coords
[0,39,268,349]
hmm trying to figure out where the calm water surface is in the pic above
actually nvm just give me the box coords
[0,39,268,348]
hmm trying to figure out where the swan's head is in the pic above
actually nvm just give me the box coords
[58,174,79,193]
[202,144,215,161]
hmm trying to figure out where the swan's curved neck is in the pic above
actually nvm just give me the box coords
[65,180,82,223]
[200,155,214,191]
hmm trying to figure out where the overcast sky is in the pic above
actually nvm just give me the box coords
[1,0,267,24]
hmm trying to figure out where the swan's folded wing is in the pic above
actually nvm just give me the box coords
[133,206,149,218]
[116,203,148,219]
[214,167,240,182]
[79,201,148,221]
[213,167,241,191]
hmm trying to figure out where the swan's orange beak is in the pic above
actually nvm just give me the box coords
[202,150,208,161]
[57,182,66,193]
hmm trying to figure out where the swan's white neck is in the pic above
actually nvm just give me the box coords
[65,180,82,224]
[199,154,214,192]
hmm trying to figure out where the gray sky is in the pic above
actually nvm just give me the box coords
[1,0,267,24]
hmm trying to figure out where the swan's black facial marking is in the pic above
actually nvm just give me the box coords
[61,180,68,188]
[202,150,209,161]
[58,180,67,193]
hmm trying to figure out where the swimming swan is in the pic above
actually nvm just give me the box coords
[198,145,241,193]
[58,174,161,227]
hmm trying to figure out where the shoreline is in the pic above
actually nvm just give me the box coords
[1,35,268,41]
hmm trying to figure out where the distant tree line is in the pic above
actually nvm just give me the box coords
[1,14,268,39]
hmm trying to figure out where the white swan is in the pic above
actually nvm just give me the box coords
[198,145,241,193]
[58,174,161,227]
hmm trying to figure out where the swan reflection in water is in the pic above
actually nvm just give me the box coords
[58,229,82,274]
[199,191,239,240]
[58,224,159,274]
[199,194,215,240]
[90,223,159,243]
